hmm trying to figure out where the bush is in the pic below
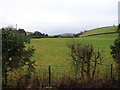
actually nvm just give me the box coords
[111,27,120,81]
[68,42,102,81]
[2,29,36,86]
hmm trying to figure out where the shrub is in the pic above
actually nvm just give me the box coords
[68,42,102,81]
[2,29,36,86]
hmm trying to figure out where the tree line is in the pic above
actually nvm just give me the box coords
[30,31,49,38]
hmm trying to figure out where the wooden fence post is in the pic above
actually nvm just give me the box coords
[97,64,99,78]
[111,64,113,79]
[49,66,51,86]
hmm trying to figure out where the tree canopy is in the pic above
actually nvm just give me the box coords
[30,31,48,38]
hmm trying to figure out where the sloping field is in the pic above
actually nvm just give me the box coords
[31,38,72,67]
[81,26,117,37]
[31,34,118,67]
[30,26,118,78]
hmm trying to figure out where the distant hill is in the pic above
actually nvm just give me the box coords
[58,33,75,36]
[80,26,118,37]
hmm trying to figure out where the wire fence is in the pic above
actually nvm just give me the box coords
[4,64,118,88]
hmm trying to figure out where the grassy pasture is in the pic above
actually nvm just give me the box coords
[7,26,119,87]
[31,38,72,67]
[28,26,118,79]
[31,33,118,75]
[81,26,117,37]
[5,27,117,87]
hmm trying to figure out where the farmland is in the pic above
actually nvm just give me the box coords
[31,26,118,70]
[4,26,119,88]
[81,26,117,37]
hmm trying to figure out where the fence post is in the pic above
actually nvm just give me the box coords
[97,64,99,78]
[111,64,113,79]
[49,66,51,86]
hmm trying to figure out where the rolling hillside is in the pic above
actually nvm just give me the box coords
[58,33,74,36]
[29,25,119,78]
[31,25,118,67]
[80,26,118,37]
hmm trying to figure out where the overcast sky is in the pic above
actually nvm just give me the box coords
[0,0,119,35]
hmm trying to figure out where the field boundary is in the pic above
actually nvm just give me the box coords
[82,31,117,37]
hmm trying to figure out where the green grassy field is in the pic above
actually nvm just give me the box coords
[31,38,72,67]
[31,33,118,67]
[80,26,117,37]
[7,26,119,87]
[29,26,118,78]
